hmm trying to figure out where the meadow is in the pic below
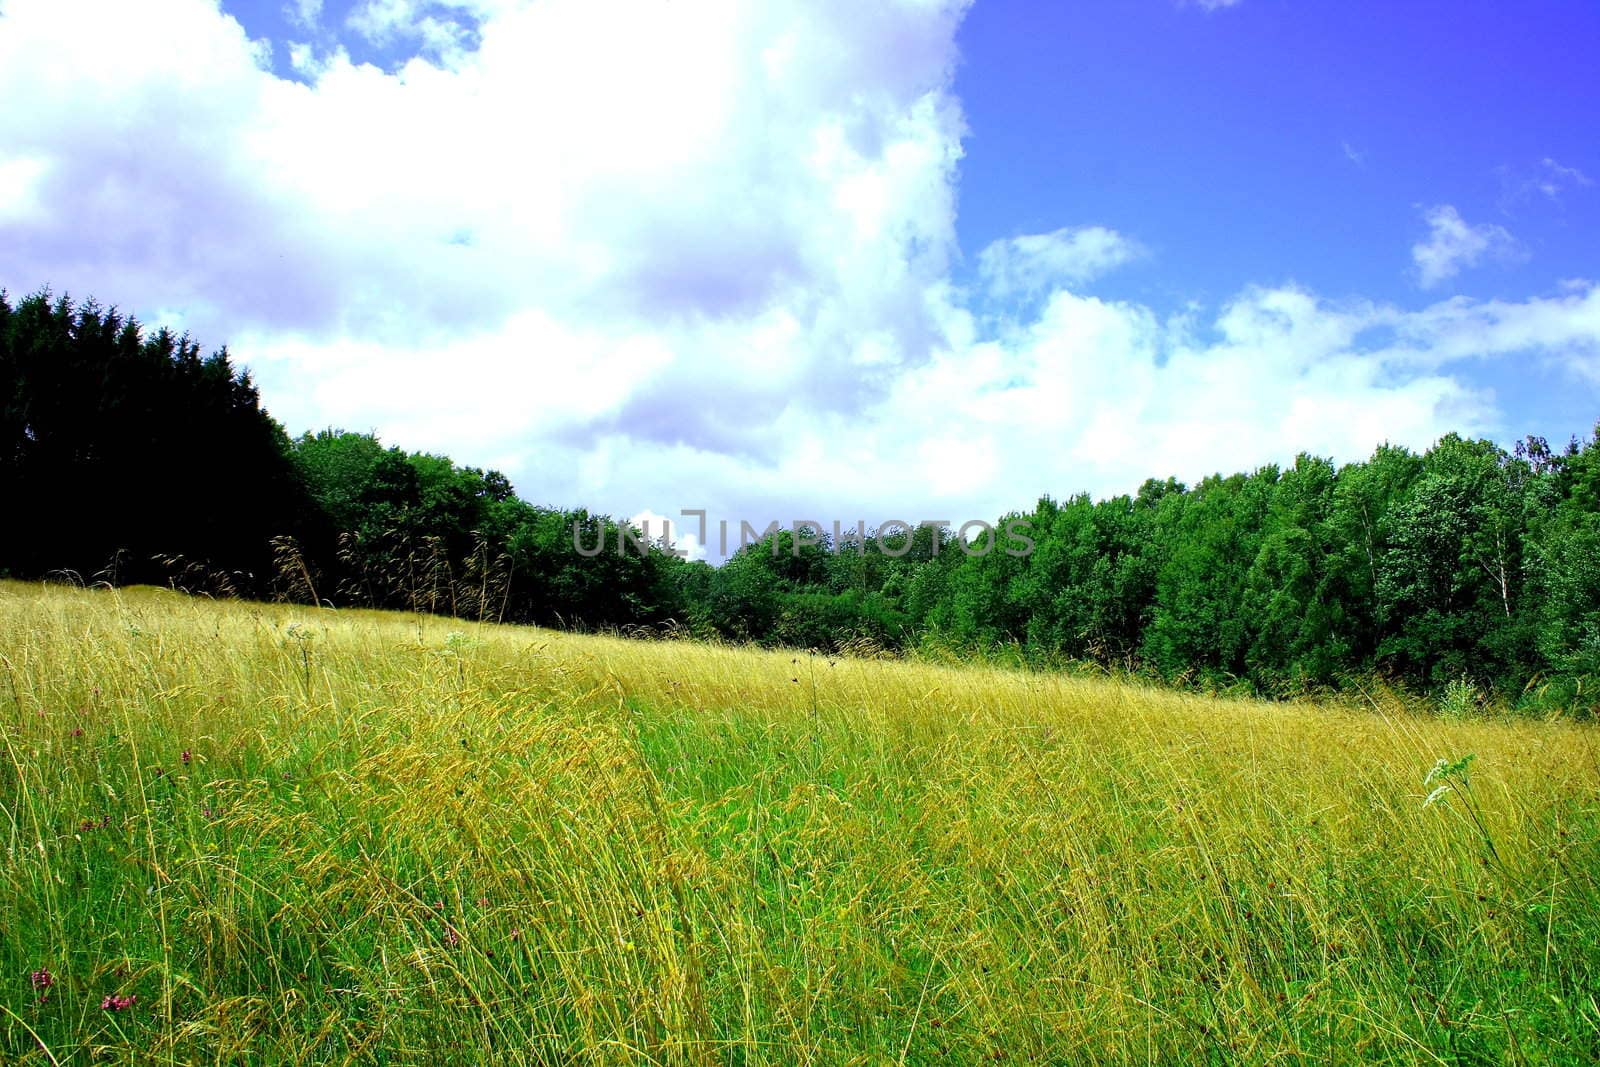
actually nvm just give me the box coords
[1,581,1597,1065]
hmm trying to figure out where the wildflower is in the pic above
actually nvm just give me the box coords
[30,969,53,991]
[443,925,461,949]
[181,750,192,766]
[101,993,137,1012]
[71,727,84,738]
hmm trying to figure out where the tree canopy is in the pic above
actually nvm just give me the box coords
[3,288,1596,714]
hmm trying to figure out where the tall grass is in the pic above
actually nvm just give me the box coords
[1,580,1597,1064]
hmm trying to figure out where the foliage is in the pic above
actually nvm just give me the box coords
[3,287,1598,712]
[0,290,312,586]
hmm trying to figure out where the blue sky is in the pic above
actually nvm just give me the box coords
[2,0,1597,557]
[951,0,1600,439]
[957,0,1599,298]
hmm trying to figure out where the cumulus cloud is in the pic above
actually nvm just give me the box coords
[1,0,1596,542]
[684,282,1574,528]
[627,509,707,563]
[977,226,1143,300]
[1411,204,1521,289]
[1389,282,1600,383]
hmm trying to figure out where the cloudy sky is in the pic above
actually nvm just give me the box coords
[2,0,1597,556]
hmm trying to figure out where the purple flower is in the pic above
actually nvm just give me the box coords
[101,993,137,1012]
[30,969,53,991]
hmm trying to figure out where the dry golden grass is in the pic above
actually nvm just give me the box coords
[1,580,1597,1064]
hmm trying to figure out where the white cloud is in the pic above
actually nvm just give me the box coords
[345,0,481,62]
[721,283,1525,524]
[0,155,51,226]
[1184,0,1242,10]
[1499,157,1594,209]
[627,509,706,562]
[0,0,1596,541]
[283,0,322,31]
[1411,204,1521,289]
[1389,282,1600,383]
[1536,158,1593,197]
[978,226,1143,299]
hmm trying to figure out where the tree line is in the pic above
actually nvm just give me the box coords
[3,289,1596,714]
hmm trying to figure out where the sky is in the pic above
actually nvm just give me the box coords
[2,0,1597,560]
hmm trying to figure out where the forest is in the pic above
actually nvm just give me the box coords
[4,289,1597,713]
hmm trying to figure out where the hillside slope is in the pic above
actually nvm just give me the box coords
[1,582,1596,1064]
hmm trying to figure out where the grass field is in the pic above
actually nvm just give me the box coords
[1,581,1597,1065]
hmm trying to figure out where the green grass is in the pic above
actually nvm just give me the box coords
[1,580,1598,1064]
